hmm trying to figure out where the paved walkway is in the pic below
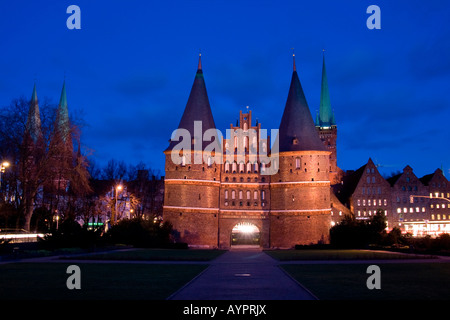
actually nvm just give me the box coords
[167,247,317,300]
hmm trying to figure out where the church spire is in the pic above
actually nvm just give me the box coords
[25,82,43,144]
[55,81,71,144]
[318,51,335,128]
[278,55,327,152]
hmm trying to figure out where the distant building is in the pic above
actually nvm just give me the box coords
[335,159,450,236]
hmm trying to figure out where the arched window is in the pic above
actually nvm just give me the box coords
[261,190,266,200]
[246,190,251,199]
[225,190,229,200]
[225,162,230,173]
[254,191,258,199]
[254,162,258,173]
[247,162,252,173]
[231,190,236,200]
[239,190,243,200]
[232,162,237,173]
[239,162,245,173]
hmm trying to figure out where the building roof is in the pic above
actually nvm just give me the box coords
[166,54,218,152]
[25,83,43,144]
[316,53,335,128]
[277,55,327,152]
[55,81,70,142]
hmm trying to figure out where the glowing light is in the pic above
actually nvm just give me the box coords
[232,222,259,234]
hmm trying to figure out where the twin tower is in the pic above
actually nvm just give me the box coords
[163,53,338,249]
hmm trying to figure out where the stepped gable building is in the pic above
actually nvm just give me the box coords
[163,54,332,248]
[335,158,450,237]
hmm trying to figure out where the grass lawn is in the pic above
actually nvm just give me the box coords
[68,248,226,261]
[281,263,450,300]
[0,262,208,300]
[265,249,434,261]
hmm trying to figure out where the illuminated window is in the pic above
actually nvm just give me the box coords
[363,199,366,206]
[397,208,401,213]
[384,199,387,206]
[357,199,361,206]
[379,199,382,206]
[368,199,371,206]
[437,214,441,220]
[358,211,361,216]
[403,208,407,213]
[415,207,419,213]
[422,207,426,212]
[431,214,435,220]
[409,208,413,213]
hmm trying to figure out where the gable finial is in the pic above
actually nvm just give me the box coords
[198,49,202,71]
[291,48,296,71]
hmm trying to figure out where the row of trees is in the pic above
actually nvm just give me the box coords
[0,93,162,232]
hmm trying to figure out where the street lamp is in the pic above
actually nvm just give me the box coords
[0,161,10,190]
[112,184,123,225]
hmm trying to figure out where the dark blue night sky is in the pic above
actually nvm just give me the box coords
[0,0,449,178]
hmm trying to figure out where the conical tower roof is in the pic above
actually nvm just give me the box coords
[278,55,327,152]
[166,54,218,151]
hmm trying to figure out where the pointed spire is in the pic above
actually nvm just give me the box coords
[25,82,42,144]
[318,51,335,128]
[56,81,70,143]
[198,51,202,71]
[292,48,297,72]
[166,54,217,151]
[278,55,327,152]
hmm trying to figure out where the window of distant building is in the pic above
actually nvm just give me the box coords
[247,190,251,200]
[261,190,266,200]
[231,190,236,200]
[225,190,229,199]
[254,191,258,199]
[239,190,243,200]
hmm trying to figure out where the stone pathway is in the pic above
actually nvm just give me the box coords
[167,247,317,300]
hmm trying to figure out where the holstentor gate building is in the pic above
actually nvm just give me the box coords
[163,53,339,249]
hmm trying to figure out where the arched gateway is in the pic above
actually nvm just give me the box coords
[231,222,260,246]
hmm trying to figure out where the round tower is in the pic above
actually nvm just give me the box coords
[269,55,331,248]
[163,55,221,247]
